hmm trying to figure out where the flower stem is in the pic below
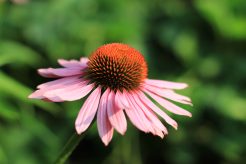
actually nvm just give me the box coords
[54,132,84,164]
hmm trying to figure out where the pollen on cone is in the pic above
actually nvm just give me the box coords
[87,43,148,91]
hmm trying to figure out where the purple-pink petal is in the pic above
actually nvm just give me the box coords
[115,90,130,109]
[28,76,81,101]
[58,59,87,68]
[145,90,192,117]
[128,92,166,137]
[124,92,153,133]
[80,57,89,64]
[43,80,86,100]
[132,91,168,136]
[97,89,114,146]
[38,68,83,78]
[143,84,192,105]
[107,90,127,135]
[75,87,101,134]
[52,83,94,101]
[137,91,178,129]
[36,76,81,89]
[145,79,188,89]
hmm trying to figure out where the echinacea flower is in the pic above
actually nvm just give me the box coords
[29,43,192,145]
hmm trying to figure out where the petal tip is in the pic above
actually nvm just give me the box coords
[28,93,34,99]
[102,139,110,146]
[174,124,178,130]
[186,112,192,117]
[57,59,64,62]
[119,129,127,136]
[37,68,45,73]
[75,122,86,135]
[28,92,41,99]
[75,125,83,135]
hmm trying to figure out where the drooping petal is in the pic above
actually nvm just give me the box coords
[58,59,87,68]
[128,92,166,138]
[137,91,178,129]
[145,90,192,117]
[46,82,94,101]
[115,91,124,109]
[80,57,89,64]
[29,88,55,100]
[58,84,94,101]
[37,76,81,89]
[38,67,83,78]
[107,91,127,135]
[132,91,168,136]
[145,79,188,89]
[124,92,153,133]
[143,84,192,105]
[42,79,86,97]
[115,90,130,109]
[97,89,114,146]
[75,87,101,134]
[28,76,81,101]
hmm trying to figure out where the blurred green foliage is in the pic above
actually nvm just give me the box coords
[0,0,246,164]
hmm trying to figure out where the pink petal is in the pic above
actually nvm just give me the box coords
[75,87,101,134]
[107,91,127,135]
[29,76,81,101]
[132,91,168,136]
[137,91,178,129]
[38,68,83,78]
[49,83,94,101]
[37,76,81,89]
[29,89,51,100]
[143,84,192,105]
[145,90,192,117]
[115,90,130,109]
[80,57,89,64]
[42,80,92,101]
[115,91,124,109]
[42,79,85,96]
[57,84,94,101]
[58,59,87,68]
[145,79,188,89]
[153,129,165,138]
[128,92,166,138]
[97,89,114,146]
[124,92,153,133]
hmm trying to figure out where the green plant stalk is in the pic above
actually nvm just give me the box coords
[54,132,84,164]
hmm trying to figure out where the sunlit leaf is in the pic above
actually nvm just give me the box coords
[0,71,60,114]
[0,41,43,66]
[0,98,19,121]
[195,0,246,39]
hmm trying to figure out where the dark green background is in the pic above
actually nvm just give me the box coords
[0,0,245,163]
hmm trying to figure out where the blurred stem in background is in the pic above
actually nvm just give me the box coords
[119,127,142,164]
[104,125,142,164]
[54,132,85,164]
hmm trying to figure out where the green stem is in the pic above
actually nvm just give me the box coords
[54,132,84,164]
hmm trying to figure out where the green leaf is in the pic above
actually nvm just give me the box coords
[0,41,43,66]
[216,87,246,121]
[0,98,19,121]
[195,0,246,39]
[0,71,60,114]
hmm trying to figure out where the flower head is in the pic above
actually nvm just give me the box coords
[29,43,192,145]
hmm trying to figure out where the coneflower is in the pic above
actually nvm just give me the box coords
[29,43,192,145]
